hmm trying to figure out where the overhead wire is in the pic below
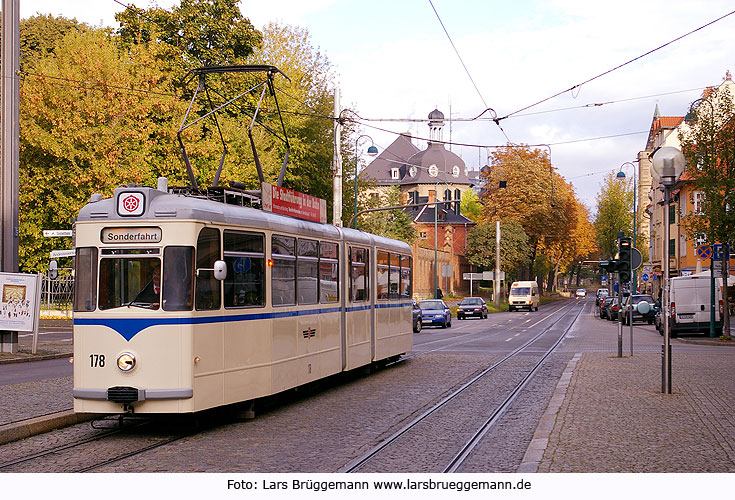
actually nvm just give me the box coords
[497,9,735,122]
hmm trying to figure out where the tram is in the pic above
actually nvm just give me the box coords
[72,180,413,414]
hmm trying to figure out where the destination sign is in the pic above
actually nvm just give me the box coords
[261,183,327,224]
[101,227,162,244]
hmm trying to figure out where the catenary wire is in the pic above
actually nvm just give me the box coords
[497,9,735,121]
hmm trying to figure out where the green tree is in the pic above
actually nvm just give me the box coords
[357,186,417,243]
[465,221,530,279]
[679,82,735,337]
[460,189,483,222]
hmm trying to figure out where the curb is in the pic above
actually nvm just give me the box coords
[518,352,582,473]
[0,352,73,365]
[0,411,100,446]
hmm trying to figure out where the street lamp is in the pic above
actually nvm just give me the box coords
[616,161,638,293]
[353,135,378,229]
[687,97,718,338]
[651,146,686,394]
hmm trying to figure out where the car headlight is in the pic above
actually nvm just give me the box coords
[117,352,136,372]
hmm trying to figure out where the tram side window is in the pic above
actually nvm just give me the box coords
[389,253,401,299]
[73,247,98,312]
[377,251,389,300]
[272,234,296,306]
[163,246,194,311]
[196,228,221,310]
[297,239,318,305]
[400,256,412,299]
[350,247,368,302]
[224,231,265,308]
[319,242,339,304]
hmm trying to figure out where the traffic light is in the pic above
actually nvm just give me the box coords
[598,260,618,272]
[618,237,632,283]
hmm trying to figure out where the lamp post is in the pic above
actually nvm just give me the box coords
[687,97,717,338]
[353,135,378,229]
[651,146,686,394]
[616,161,638,293]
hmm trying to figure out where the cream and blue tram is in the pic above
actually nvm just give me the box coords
[72,182,413,414]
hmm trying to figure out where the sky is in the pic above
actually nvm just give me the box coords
[19,0,735,209]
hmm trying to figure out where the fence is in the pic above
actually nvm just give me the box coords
[41,273,74,312]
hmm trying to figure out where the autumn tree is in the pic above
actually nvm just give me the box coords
[460,189,483,222]
[594,172,634,258]
[679,81,735,337]
[480,146,590,290]
[19,23,183,271]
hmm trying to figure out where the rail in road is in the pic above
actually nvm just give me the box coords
[339,301,584,473]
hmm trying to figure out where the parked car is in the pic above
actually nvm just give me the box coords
[575,288,587,298]
[457,297,488,320]
[595,288,609,307]
[606,296,620,321]
[621,294,657,325]
[412,300,422,333]
[667,273,723,337]
[599,296,610,319]
[419,299,452,328]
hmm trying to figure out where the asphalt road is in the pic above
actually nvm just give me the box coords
[0,357,73,386]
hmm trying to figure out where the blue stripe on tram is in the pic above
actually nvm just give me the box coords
[74,302,412,341]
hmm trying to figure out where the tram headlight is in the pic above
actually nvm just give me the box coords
[117,352,136,372]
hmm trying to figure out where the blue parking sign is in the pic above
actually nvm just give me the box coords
[712,244,723,260]
[642,273,649,282]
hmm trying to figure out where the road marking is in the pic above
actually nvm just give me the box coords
[505,338,513,342]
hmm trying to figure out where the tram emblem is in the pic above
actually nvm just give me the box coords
[117,192,145,216]
[302,328,316,339]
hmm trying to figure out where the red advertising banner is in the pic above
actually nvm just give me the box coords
[261,183,327,224]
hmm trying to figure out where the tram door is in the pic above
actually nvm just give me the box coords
[193,227,225,408]
[346,246,372,369]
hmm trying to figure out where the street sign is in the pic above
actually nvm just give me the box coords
[712,244,723,260]
[441,265,453,278]
[696,245,712,260]
[631,248,643,270]
[641,273,649,282]
[482,271,505,281]
[49,250,75,258]
[463,273,483,280]
[43,230,72,237]
[713,260,723,274]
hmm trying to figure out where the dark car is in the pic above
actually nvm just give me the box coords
[419,299,452,328]
[622,294,656,325]
[599,295,610,319]
[457,297,488,320]
[596,288,610,307]
[606,296,620,321]
[412,300,422,333]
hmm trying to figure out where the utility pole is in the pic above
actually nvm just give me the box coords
[494,220,500,307]
[1,0,20,353]
[332,89,342,226]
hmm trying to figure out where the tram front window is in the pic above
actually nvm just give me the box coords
[99,257,161,310]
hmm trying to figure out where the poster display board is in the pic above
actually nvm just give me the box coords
[0,272,42,333]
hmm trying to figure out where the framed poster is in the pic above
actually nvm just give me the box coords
[0,273,42,333]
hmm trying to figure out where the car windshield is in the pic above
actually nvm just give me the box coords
[632,295,654,304]
[510,287,530,296]
[460,298,481,305]
[419,300,444,310]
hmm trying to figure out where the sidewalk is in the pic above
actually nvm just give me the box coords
[0,318,73,364]
[521,303,735,473]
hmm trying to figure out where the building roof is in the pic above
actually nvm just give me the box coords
[403,195,475,225]
[360,134,420,185]
[645,115,684,151]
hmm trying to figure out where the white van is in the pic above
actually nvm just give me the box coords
[667,272,722,337]
[509,281,540,312]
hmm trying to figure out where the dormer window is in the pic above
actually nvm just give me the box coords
[391,168,400,180]
[452,166,460,177]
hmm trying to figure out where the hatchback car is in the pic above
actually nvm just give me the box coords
[599,296,610,319]
[457,297,488,320]
[622,294,656,325]
[606,296,620,321]
[412,300,422,333]
[419,299,452,328]
[595,288,609,307]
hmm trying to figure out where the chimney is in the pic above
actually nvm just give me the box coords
[428,190,436,203]
[400,192,408,205]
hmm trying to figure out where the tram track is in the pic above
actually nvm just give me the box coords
[0,417,200,473]
[339,301,584,473]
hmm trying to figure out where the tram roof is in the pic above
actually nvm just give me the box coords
[77,185,411,253]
